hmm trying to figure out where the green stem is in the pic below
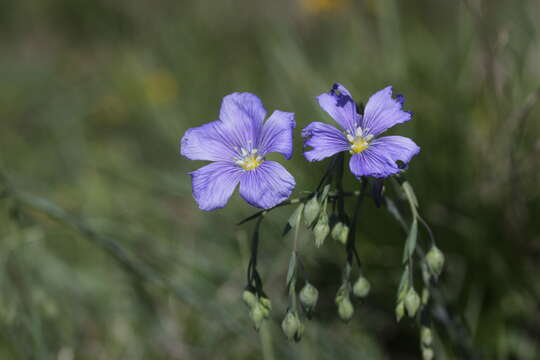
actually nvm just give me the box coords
[259,317,276,360]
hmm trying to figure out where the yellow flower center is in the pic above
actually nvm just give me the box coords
[347,127,373,154]
[240,155,263,170]
[350,138,369,154]
[235,148,263,171]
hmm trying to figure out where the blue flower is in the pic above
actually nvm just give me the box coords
[302,84,420,178]
[181,93,296,211]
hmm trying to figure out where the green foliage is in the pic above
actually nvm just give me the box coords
[1,0,540,359]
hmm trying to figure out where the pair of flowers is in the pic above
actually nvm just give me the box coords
[181,84,420,211]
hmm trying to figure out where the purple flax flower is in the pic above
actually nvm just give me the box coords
[181,93,296,211]
[302,84,420,178]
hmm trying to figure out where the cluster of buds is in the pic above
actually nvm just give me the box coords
[281,310,305,342]
[303,187,331,247]
[420,326,434,360]
[396,246,445,322]
[335,274,371,322]
[242,289,272,331]
[396,286,421,321]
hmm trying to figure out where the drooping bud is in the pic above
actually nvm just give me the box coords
[331,221,343,240]
[352,276,371,298]
[303,196,320,226]
[405,288,421,318]
[426,245,445,277]
[422,348,434,360]
[395,301,405,322]
[250,303,265,331]
[242,290,257,308]
[299,282,319,312]
[337,295,354,322]
[313,212,330,247]
[331,221,349,245]
[259,296,272,318]
[421,326,433,346]
[281,311,300,341]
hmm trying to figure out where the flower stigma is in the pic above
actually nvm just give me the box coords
[235,148,264,171]
[346,127,373,154]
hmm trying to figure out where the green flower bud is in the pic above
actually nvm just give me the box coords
[299,282,319,311]
[405,288,421,318]
[335,284,348,304]
[242,290,257,308]
[313,212,330,247]
[426,245,445,277]
[331,222,349,245]
[331,221,343,238]
[337,295,354,322]
[259,296,272,317]
[250,303,265,331]
[303,196,320,226]
[338,224,349,245]
[395,301,405,322]
[352,276,371,298]
[281,311,300,341]
[422,348,434,360]
[421,326,433,346]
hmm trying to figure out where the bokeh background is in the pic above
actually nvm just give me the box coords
[1,0,539,359]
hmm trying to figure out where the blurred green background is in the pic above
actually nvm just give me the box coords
[1,0,539,359]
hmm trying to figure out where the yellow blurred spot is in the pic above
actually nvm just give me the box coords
[143,70,178,105]
[300,0,347,14]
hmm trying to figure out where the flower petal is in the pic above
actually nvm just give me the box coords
[190,161,242,211]
[348,136,420,178]
[361,86,412,136]
[370,135,420,166]
[258,110,296,159]
[349,150,398,178]
[301,122,349,162]
[316,83,361,133]
[180,120,237,161]
[239,161,295,209]
[219,92,267,150]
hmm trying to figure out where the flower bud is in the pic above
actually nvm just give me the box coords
[331,221,342,238]
[395,301,405,322]
[299,282,319,311]
[352,276,371,298]
[337,295,354,322]
[422,348,434,360]
[313,212,330,247]
[405,288,421,318]
[281,311,300,341]
[421,326,433,346]
[331,222,349,245]
[250,303,265,331]
[242,290,257,308]
[259,296,272,318]
[426,245,445,277]
[303,196,320,226]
